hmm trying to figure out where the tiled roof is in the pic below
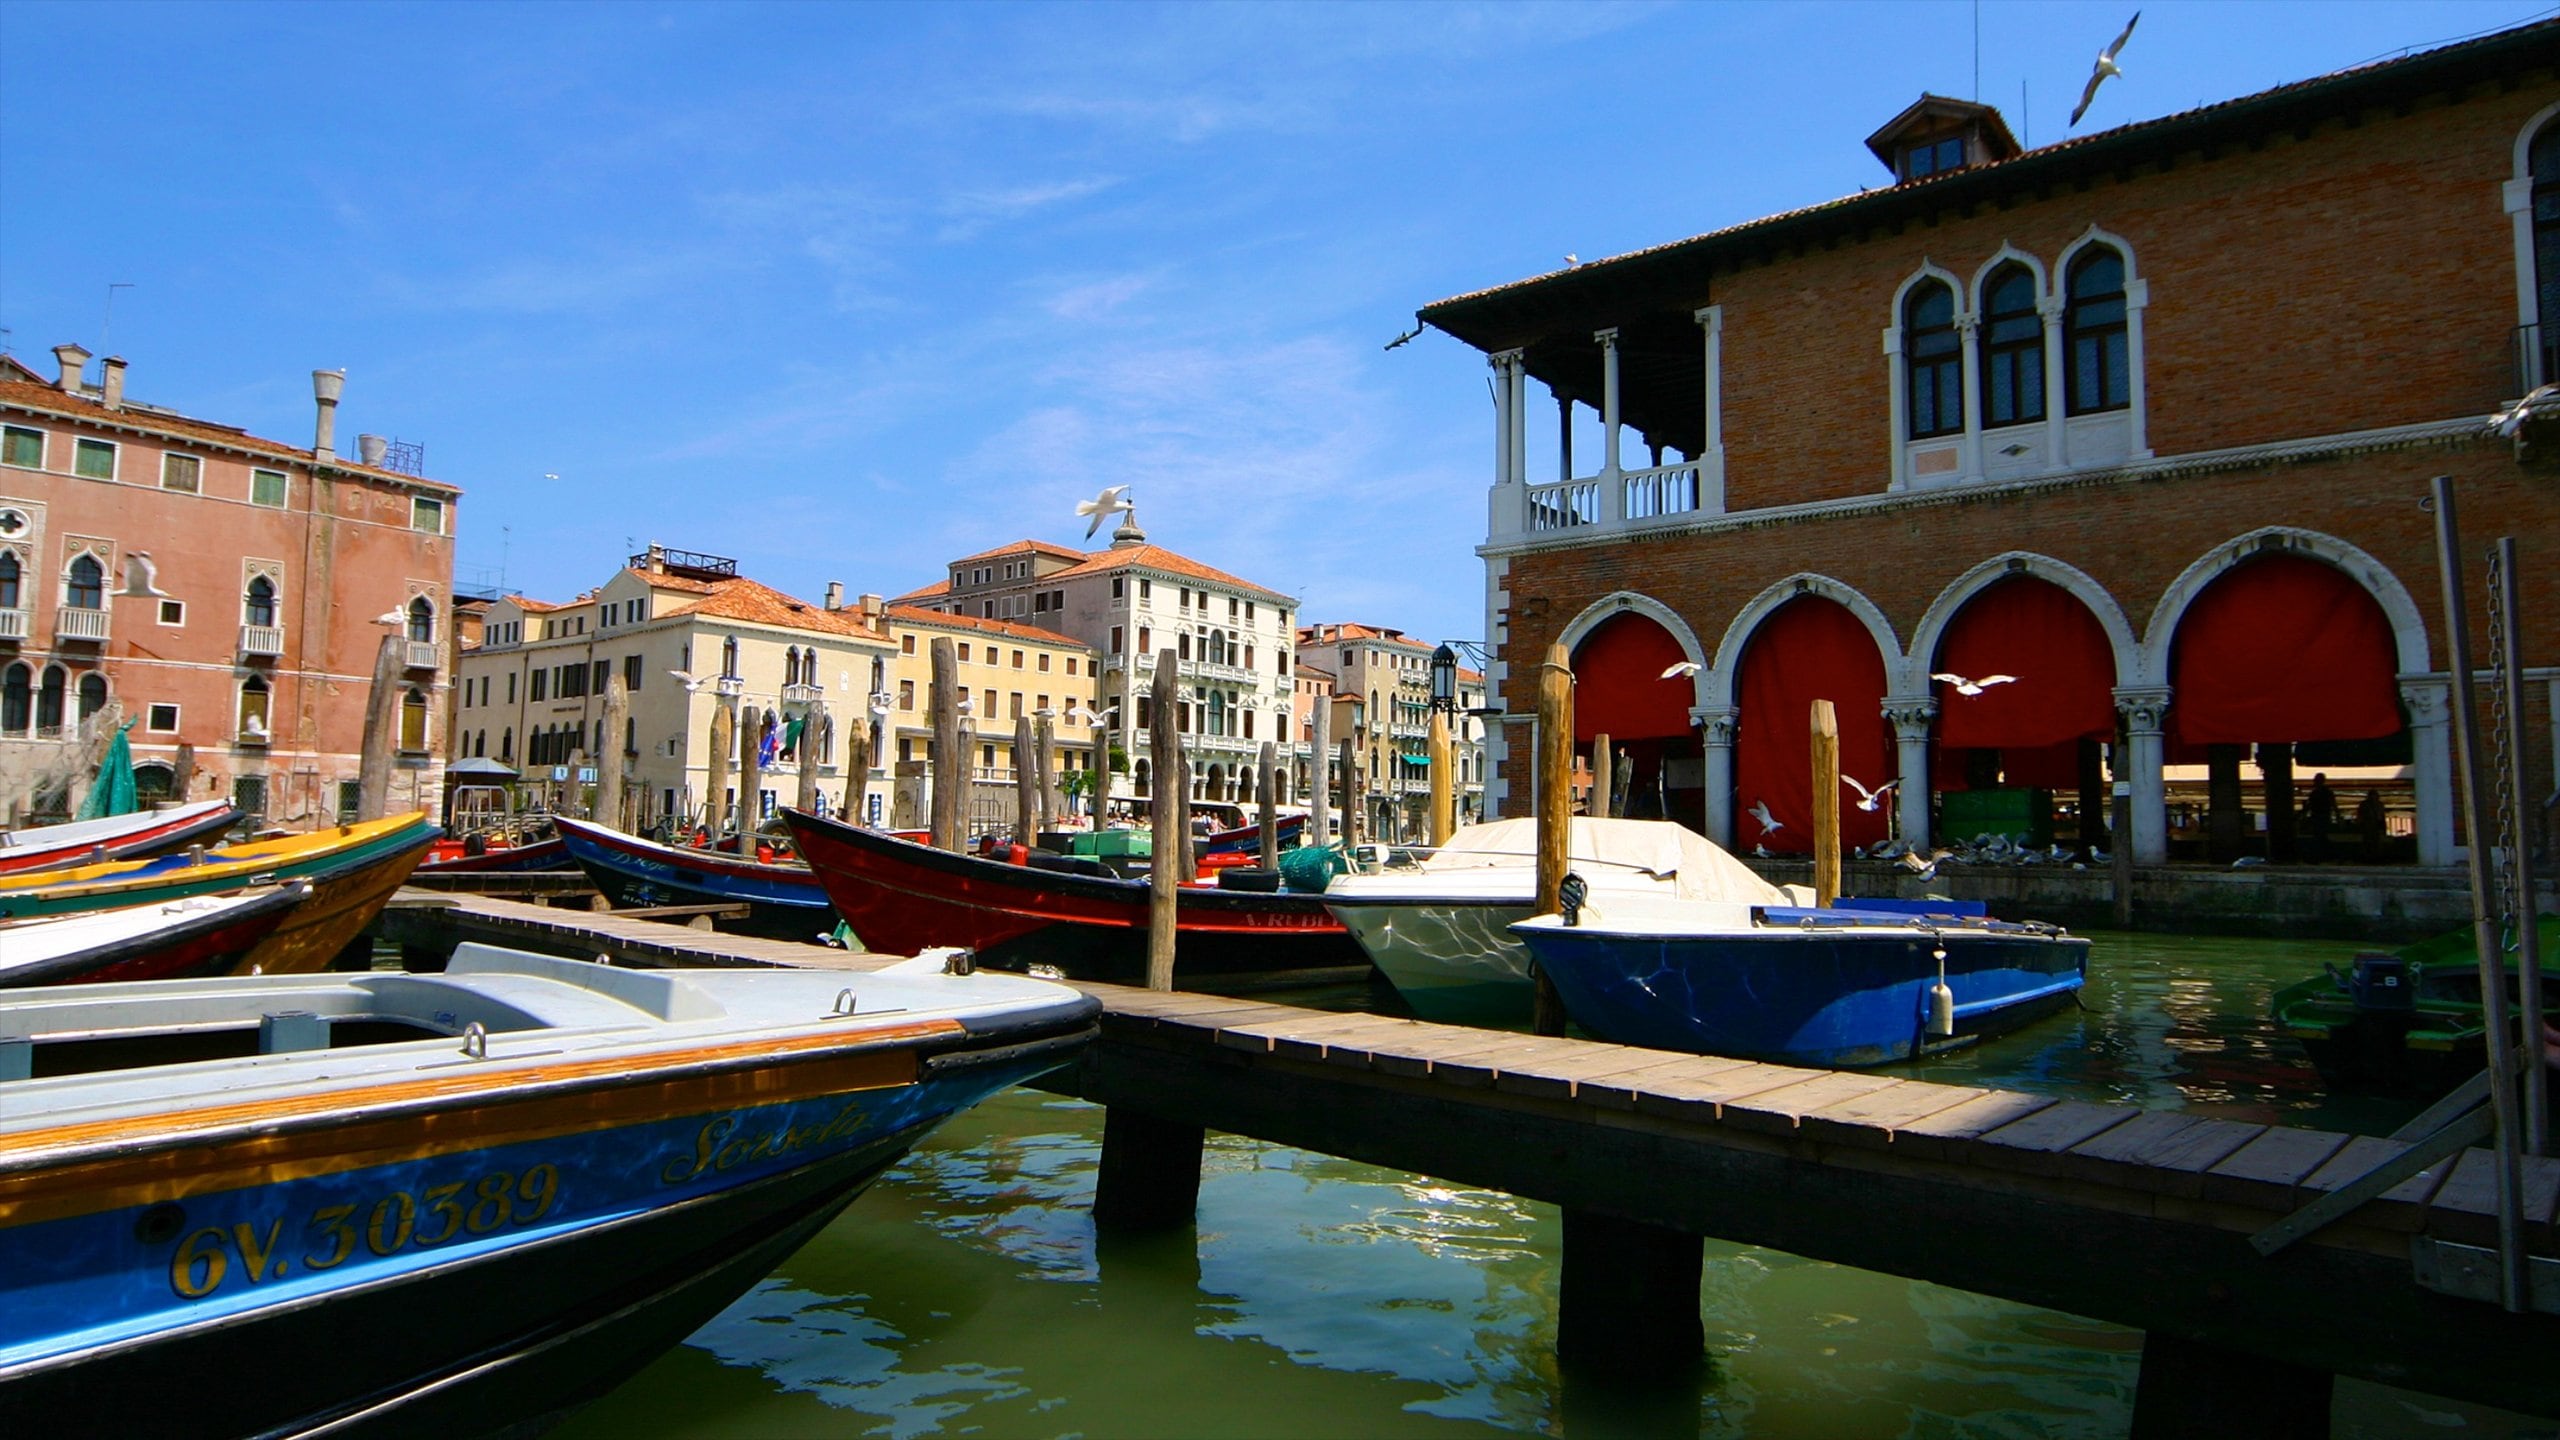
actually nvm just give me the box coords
[663,575,889,643]
[883,604,1089,648]
[507,594,571,614]
[1421,18,2560,323]
[891,578,950,604]
[1042,543,1291,603]
[0,377,461,493]
[947,538,1088,567]
[624,567,723,595]
[1301,621,1430,651]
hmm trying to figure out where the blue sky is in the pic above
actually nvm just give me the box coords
[3,0,2545,643]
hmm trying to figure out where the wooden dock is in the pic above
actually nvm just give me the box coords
[377,893,2560,1428]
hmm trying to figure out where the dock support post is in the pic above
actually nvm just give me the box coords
[1556,1209,1703,1377]
[1092,1107,1203,1233]
[1810,699,1840,907]
[1533,642,1573,1036]
[930,638,963,852]
[1148,651,1184,991]
[1589,732,1612,819]
[1308,692,1332,847]
[2130,1332,2329,1440]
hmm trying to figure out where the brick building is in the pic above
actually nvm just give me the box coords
[1418,22,2560,867]
[0,345,458,827]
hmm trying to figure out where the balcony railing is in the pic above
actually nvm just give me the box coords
[780,683,823,708]
[1526,478,1601,531]
[0,608,25,642]
[1515,459,1714,541]
[56,606,109,642]
[404,640,440,671]
[240,624,286,658]
[714,675,745,698]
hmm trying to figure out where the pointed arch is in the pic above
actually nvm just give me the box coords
[1557,589,1711,708]
[1905,552,2137,695]
[2140,528,2428,687]
[1705,575,1903,712]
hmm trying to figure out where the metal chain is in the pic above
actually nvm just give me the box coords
[2483,543,2522,953]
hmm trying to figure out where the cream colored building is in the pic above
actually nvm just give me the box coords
[1297,622,1487,838]
[879,606,1102,832]
[456,546,892,830]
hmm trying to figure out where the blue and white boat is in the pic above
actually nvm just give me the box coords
[0,943,1096,1434]
[553,813,836,941]
[1511,893,2087,1068]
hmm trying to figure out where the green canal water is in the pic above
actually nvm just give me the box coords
[558,932,2555,1440]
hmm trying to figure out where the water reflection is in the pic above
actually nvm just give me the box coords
[561,932,2543,1440]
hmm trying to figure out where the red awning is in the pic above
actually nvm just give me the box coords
[1571,612,1695,743]
[1736,598,1893,853]
[2171,555,2401,745]
[1932,576,2117,748]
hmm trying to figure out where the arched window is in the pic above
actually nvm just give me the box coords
[0,661,28,734]
[405,597,434,644]
[500,727,513,762]
[244,575,277,627]
[2065,247,2130,415]
[1904,280,1962,439]
[1978,263,2043,427]
[1207,690,1227,737]
[783,649,801,686]
[35,664,65,734]
[76,672,106,723]
[66,554,103,610]
[721,636,739,678]
[2532,119,2560,384]
[0,552,19,610]
[237,675,271,740]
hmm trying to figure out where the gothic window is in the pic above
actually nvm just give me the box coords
[1904,280,1962,438]
[2065,246,2131,414]
[1979,263,2044,427]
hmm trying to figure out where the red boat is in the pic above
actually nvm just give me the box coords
[782,808,1370,985]
[417,834,568,873]
[0,800,237,876]
[0,881,313,988]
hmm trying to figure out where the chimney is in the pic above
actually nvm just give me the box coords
[858,593,884,626]
[311,369,345,461]
[823,581,844,611]
[53,343,90,393]
[357,434,388,467]
[647,543,666,574]
[100,357,126,411]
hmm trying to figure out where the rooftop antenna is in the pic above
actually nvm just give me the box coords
[1972,0,1980,101]
[98,283,134,372]
[500,525,512,592]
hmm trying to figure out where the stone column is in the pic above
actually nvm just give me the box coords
[1955,310,1984,482]
[1693,706,1739,847]
[2113,688,2172,864]
[1694,305,1727,512]
[1557,391,1574,481]
[1488,349,1526,540]
[2038,295,2068,467]
[1881,697,1937,849]
[2401,679,2456,867]
[1596,327,1623,479]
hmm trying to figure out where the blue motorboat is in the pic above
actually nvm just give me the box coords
[1511,893,2087,1067]
[553,814,836,941]
[0,943,1096,1434]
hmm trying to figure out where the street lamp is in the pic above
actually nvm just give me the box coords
[1429,643,1457,715]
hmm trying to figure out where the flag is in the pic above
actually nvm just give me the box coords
[757,723,780,769]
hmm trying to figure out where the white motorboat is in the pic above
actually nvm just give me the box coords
[1320,817,1804,1024]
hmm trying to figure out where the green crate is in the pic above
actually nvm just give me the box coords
[1936,787,2051,846]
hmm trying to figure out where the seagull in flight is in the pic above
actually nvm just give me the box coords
[116,551,170,599]
[1748,798,1784,836]
[668,669,705,693]
[1076,485,1134,539]
[1933,672,2018,697]
[1660,660,1702,680]
[373,608,407,627]
[1841,774,1898,812]
[2490,383,2558,438]
[2069,11,2140,127]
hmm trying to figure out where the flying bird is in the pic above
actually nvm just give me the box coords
[1933,672,2018,697]
[1563,253,1580,267]
[373,608,406,627]
[1660,660,1703,680]
[2069,11,2140,127]
[1841,774,1899,812]
[1383,322,1424,351]
[116,551,170,599]
[1748,798,1784,836]
[667,669,705,693]
[1076,484,1134,539]
[2490,383,2558,438]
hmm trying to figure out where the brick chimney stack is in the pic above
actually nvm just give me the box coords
[53,344,90,393]
[100,357,126,411]
[312,369,344,461]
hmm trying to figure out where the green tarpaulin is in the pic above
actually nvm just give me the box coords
[77,720,139,819]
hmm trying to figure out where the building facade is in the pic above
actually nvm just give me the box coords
[1419,23,2560,867]
[457,546,893,831]
[0,346,458,827]
[878,606,1102,831]
[1298,621,1488,837]
[894,518,1302,808]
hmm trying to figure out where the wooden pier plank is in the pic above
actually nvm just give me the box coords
[1971,1100,2141,1176]
[1257,1014,1445,1064]
[2058,1111,2267,1196]
[1491,1047,1722,1103]
[1716,1071,1910,1136]
[2299,1135,2452,1232]
[1628,1060,1828,1124]
[1794,1080,1996,1148]
[1209,1009,1421,1055]
[2421,1150,2560,1250]
[2201,1126,2354,1211]
[1426,1034,1606,1089]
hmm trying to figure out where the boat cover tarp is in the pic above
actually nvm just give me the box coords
[1419,817,1786,904]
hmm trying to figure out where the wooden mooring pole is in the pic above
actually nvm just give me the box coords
[929,638,963,852]
[1427,709,1453,846]
[704,699,733,841]
[1533,642,1572,1036]
[597,675,628,828]
[795,700,821,818]
[1257,739,1278,864]
[1557,1210,1704,1379]
[1147,651,1183,991]
[1308,693,1332,847]
[737,704,765,843]
[1589,732,1612,820]
[354,634,402,821]
[1014,712,1038,843]
[1091,1107,1205,1234]
[1810,699,1841,907]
